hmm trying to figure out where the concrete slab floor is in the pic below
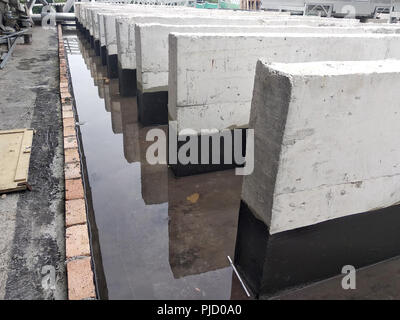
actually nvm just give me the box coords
[0,26,66,299]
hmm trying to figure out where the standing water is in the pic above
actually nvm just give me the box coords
[63,29,247,299]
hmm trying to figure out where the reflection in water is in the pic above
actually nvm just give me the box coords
[139,126,169,205]
[66,31,248,300]
[121,98,140,163]
[168,170,242,279]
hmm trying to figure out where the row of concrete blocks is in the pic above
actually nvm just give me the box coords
[75,3,400,298]
[75,2,400,176]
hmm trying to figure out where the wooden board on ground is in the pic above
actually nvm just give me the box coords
[0,129,34,193]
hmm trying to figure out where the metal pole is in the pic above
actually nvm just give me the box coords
[0,36,19,69]
[227,256,251,298]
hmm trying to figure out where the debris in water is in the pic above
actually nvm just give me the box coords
[186,193,199,204]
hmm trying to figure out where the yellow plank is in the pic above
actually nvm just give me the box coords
[14,129,33,182]
[0,129,34,193]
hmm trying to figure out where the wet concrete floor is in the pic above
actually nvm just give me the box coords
[0,26,66,300]
[63,30,248,300]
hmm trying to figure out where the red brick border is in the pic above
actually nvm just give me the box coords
[58,24,96,300]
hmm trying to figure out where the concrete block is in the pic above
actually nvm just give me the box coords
[79,1,359,89]
[136,23,400,126]
[114,9,360,97]
[169,33,400,133]
[122,14,360,72]
[235,59,400,298]
[104,13,130,78]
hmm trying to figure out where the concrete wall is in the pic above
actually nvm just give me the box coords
[137,23,400,93]
[243,59,400,234]
[168,33,400,132]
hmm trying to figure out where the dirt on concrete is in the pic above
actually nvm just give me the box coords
[0,26,66,299]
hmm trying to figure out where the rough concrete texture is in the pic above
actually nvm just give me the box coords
[102,3,361,70]
[136,23,400,93]
[120,14,361,72]
[243,59,400,234]
[168,32,400,132]
[78,0,360,32]
[77,0,322,40]
[0,26,66,299]
[77,0,360,57]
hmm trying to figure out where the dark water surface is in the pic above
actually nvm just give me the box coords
[63,30,247,300]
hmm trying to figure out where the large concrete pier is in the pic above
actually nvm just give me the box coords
[235,59,400,297]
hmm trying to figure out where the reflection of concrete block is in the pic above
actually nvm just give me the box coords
[111,99,123,134]
[139,126,168,205]
[120,98,140,163]
[98,82,105,100]
[92,59,107,88]
[235,60,400,298]
[109,78,119,96]
[89,60,96,80]
[168,170,242,279]
[103,84,111,112]
[103,79,119,113]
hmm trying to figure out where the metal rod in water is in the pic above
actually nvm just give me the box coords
[227,255,251,298]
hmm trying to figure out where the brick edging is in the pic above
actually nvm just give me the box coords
[58,24,96,300]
